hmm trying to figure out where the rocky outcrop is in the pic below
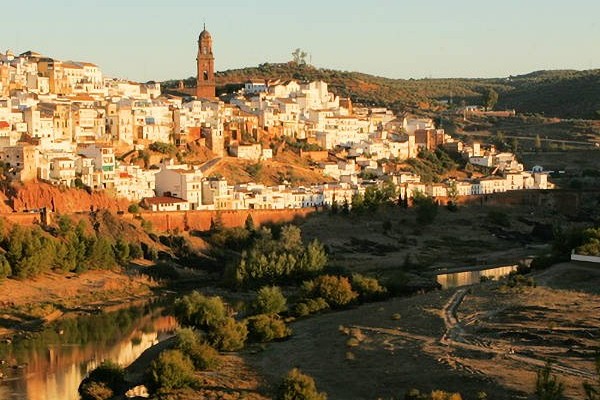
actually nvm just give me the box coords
[8,182,129,213]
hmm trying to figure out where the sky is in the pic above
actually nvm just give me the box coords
[3,0,600,82]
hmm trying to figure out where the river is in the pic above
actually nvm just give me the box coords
[0,299,178,400]
[436,264,519,289]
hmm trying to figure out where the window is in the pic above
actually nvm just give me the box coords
[203,71,209,81]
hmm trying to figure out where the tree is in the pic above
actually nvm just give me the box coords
[291,48,308,65]
[535,134,542,151]
[341,198,350,215]
[351,192,365,213]
[414,194,438,225]
[244,214,255,232]
[280,225,303,254]
[252,286,287,315]
[277,368,327,400]
[113,238,130,266]
[0,254,11,279]
[174,291,228,330]
[535,362,564,400]
[485,88,498,110]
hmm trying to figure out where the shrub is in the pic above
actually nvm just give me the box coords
[385,271,410,296]
[208,317,248,351]
[127,203,140,214]
[128,243,143,259]
[149,349,195,391]
[351,273,387,301]
[175,328,220,370]
[79,381,113,400]
[293,297,329,317]
[252,286,287,315]
[405,389,463,400]
[149,141,177,155]
[174,291,228,330]
[79,360,125,400]
[247,314,291,342]
[302,275,358,308]
[276,368,327,400]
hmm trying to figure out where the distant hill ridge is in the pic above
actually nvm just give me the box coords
[163,63,600,119]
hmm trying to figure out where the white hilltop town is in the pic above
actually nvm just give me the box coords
[0,27,552,213]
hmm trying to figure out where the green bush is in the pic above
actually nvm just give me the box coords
[252,286,287,315]
[293,297,329,317]
[208,317,248,351]
[302,275,358,308]
[127,203,140,214]
[149,141,177,155]
[128,243,143,259]
[247,314,291,342]
[149,349,195,391]
[276,368,327,400]
[174,291,228,330]
[351,273,387,301]
[175,328,220,370]
[225,226,328,288]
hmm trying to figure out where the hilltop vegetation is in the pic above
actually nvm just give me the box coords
[164,64,600,119]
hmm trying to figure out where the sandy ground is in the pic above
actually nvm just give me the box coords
[243,262,600,400]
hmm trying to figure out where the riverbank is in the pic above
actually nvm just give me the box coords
[0,268,158,340]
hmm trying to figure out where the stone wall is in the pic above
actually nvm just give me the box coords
[123,208,317,232]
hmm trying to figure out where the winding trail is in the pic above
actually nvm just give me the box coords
[440,288,596,379]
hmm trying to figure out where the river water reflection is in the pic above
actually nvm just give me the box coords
[0,300,177,400]
[436,265,519,289]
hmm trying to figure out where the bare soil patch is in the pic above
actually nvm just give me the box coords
[244,263,600,399]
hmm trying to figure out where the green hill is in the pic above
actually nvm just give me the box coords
[163,64,600,119]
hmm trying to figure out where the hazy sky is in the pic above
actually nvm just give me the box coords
[3,0,599,82]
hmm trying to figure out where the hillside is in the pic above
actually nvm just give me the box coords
[164,64,600,119]
[202,150,327,186]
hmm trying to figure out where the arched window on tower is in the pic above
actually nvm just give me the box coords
[203,71,209,81]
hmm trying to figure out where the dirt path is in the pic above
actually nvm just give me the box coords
[440,286,596,380]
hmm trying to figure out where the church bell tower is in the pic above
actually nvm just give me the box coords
[196,24,216,98]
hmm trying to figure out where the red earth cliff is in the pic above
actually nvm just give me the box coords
[6,182,129,213]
